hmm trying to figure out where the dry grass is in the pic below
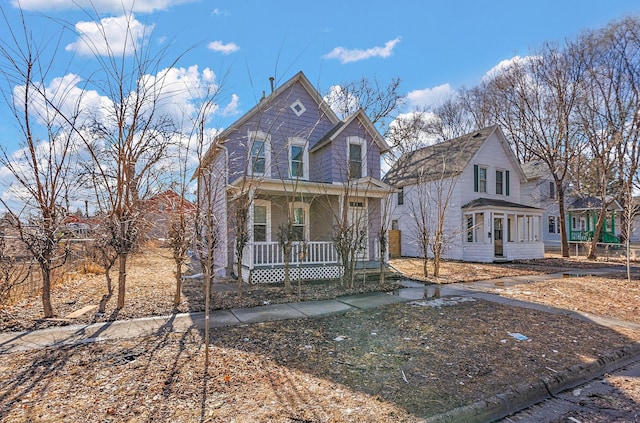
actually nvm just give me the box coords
[1,250,639,422]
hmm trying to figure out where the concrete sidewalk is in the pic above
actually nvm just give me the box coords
[3,266,638,354]
[0,291,407,354]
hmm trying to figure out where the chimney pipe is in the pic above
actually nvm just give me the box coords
[269,76,275,93]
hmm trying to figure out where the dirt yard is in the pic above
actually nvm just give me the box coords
[0,249,639,422]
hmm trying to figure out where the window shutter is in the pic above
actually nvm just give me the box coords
[505,170,510,196]
[474,165,478,192]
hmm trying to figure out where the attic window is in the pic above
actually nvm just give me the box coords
[290,100,306,116]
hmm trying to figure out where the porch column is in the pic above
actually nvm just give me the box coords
[248,188,255,270]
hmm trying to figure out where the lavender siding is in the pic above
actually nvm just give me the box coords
[329,120,381,182]
[225,82,335,184]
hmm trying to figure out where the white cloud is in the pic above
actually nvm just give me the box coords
[13,73,112,129]
[65,15,153,57]
[211,8,230,16]
[389,111,441,145]
[323,37,401,64]
[406,83,453,110]
[482,55,538,82]
[13,0,194,13]
[323,85,359,118]
[220,94,240,116]
[208,40,239,55]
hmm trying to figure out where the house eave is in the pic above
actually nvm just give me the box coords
[228,177,395,198]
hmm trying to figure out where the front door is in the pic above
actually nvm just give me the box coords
[347,200,368,260]
[494,217,503,257]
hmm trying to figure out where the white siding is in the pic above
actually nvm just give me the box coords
[391,130,545,262]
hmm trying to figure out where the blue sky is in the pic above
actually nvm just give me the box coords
[1,0,639,160]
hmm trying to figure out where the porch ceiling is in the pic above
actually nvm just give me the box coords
[229,177,393,198]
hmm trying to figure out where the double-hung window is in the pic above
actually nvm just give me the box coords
[474,165,487,193]
[253,205,268,242]
[548,216,556,234]
[251,141,266,174]
[290,202,309,241]
[248,131,270,176]
[496,170,503,195]
[288,138,308,179]
[347,137,366,179]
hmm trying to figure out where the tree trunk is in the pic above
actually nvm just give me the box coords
[117,252,127,309]
[236,254,243,297]
[557,189,570,258]
[41,264,54,318]
[422,257,429,278]
[98,268,113,314]
[283,246,291,294]
[174,262,183,306]
[587,212,606,260]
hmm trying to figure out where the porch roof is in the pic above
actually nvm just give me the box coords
[462,197,543,213]
[229,176,396,199]
[568,196,623,212]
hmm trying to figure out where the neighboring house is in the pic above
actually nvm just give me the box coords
[62,214,102,238]
[384,125,544,263]
[567,196,622,244]
[519,160,579,250]
[632,196,640,244]
[196,71,393,283]
[521,160,624,248]
[141,190,197,240]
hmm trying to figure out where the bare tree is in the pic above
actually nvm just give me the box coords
[168,93,220,306]
[376,186,395,284]
[324,78,403,286]
[194,131,227,367]
[574,17,640,259]
[0,9,82,317]
[408,177,431,277]
[77,11,185,310]
[480,43,586,258]
[326,76,404,132]
[91,218,118,314]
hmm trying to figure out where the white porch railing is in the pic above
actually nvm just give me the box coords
[242,241,339,269]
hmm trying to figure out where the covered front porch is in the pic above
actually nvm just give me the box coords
[233,177,393,283]
[462,198,545,263]
[240,240,386,283]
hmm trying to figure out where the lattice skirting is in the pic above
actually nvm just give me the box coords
[242,265,344,284]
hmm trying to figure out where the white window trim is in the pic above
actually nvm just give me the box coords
[478,166,487,193]
[346,136,367,179]
[248,130,271,177]
[291,201,310,240]
[288,137,309,180]
[495,169,504,196]
[290,99,306,116]
[252,199,271,242]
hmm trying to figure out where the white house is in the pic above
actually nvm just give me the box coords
[385,125,545,263]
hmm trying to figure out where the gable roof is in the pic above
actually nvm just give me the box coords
[310,109,390,154]
[384,125,507,187]
[521,160,549,180]
[218,71,340,142]
[198,71,340,172]
[568,196,623,211]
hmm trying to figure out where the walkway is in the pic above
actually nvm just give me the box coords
[2,266,639,354]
